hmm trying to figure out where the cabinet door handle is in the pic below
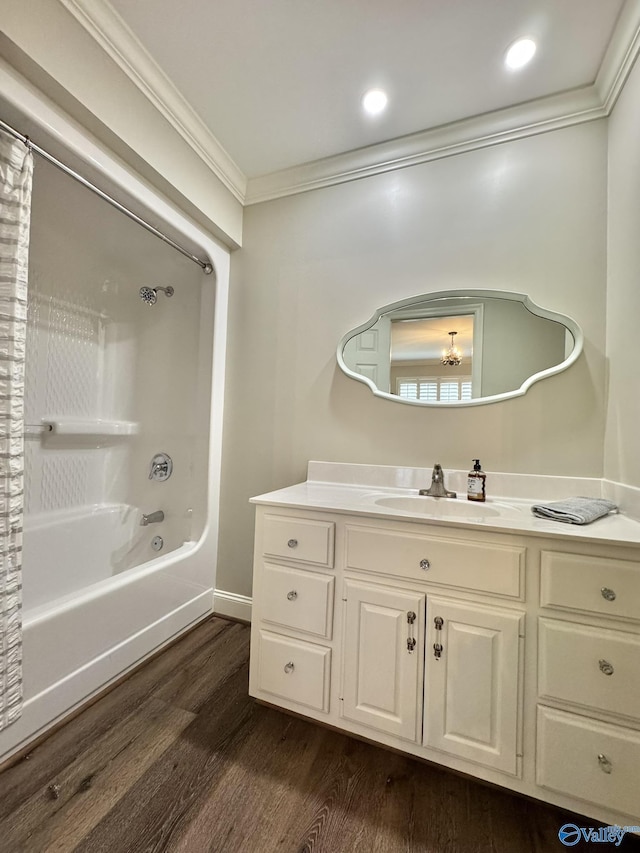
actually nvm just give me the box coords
[433,616,444,660]
[287,539,298,548]
[419,558,431,570]
[286,590,298,601]
[406,611,417,653]
[597,753,613,774]
[599,659,614,676]
[601,587,616,602]
[284,661,295,674]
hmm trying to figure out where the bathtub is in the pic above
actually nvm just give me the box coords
[13,536,209,756]
[0,62,229,764]
[13,528,210,763]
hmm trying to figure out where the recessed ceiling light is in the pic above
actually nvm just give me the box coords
[505,38,537,70]
[362,89,388,116]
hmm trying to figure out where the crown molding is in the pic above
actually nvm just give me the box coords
[244,86,605,205]
[57,0,247,203]
[57,0,640,208]
[595,0,640,113]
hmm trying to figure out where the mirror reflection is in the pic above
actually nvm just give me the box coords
[338,291,582,407]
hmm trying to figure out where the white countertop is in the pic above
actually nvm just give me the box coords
[250,463,640,549]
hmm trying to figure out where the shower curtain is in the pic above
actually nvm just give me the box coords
[0,129,32,731]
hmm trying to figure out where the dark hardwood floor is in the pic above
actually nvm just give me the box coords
[0,616,638,852]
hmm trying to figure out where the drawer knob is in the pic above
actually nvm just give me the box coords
[599,659,614,676]
[287,539,298,548]
[286,590,298,601]
[284,661,295,674]
[597,753,613,774]
[419,558,431,571]
[601,587,616,602]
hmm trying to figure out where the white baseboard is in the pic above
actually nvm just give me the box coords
[213,588,252,622]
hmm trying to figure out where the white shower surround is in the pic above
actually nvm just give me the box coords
[0,61,229,763]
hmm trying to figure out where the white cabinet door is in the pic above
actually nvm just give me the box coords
[341,580,425,742]
[424,596,524,775]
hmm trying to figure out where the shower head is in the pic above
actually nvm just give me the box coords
[139,286,157,305]
[139,286,174,306]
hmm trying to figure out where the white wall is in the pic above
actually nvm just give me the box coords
[605,56,640,489]
[218,121,608,597]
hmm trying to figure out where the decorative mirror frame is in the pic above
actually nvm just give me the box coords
[337,289,584,407]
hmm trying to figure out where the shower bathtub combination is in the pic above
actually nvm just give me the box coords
[0,60,229,763]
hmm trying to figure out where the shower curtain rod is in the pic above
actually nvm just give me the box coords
[0,116,213,275]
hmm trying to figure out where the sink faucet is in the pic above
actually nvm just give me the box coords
[140,510,165,526]
[419,464,457,499]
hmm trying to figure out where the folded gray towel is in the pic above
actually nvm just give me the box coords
[531,497,618,525]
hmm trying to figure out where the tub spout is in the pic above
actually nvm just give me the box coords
[140,510,164,526]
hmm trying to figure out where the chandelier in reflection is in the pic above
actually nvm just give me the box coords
[441,331,462,366]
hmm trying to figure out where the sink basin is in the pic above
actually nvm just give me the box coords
[374,495,503,518]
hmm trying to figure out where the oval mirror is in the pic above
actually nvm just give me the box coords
[337,290,583,407]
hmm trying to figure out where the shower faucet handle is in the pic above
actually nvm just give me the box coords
[149,453,173,481]
[149,462,167,479]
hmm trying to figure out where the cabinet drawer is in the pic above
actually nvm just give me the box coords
[537,705,640,817]
[261,564,334,639]
[346,526,523,598]
[541,551,640,621]
[538,619,640,721]
[256,631,331,712]
[263,515,335,567]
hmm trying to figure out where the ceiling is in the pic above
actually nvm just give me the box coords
[106,0,626,179]
[391,316,474,363]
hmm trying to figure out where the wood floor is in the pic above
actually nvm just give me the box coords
[1,617,638,853]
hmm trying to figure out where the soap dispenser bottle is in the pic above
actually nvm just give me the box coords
[467,459,486,502]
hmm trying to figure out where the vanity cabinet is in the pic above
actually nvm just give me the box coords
[249,500,640,831]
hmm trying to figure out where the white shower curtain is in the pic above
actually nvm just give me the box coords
[0,129,32,731]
